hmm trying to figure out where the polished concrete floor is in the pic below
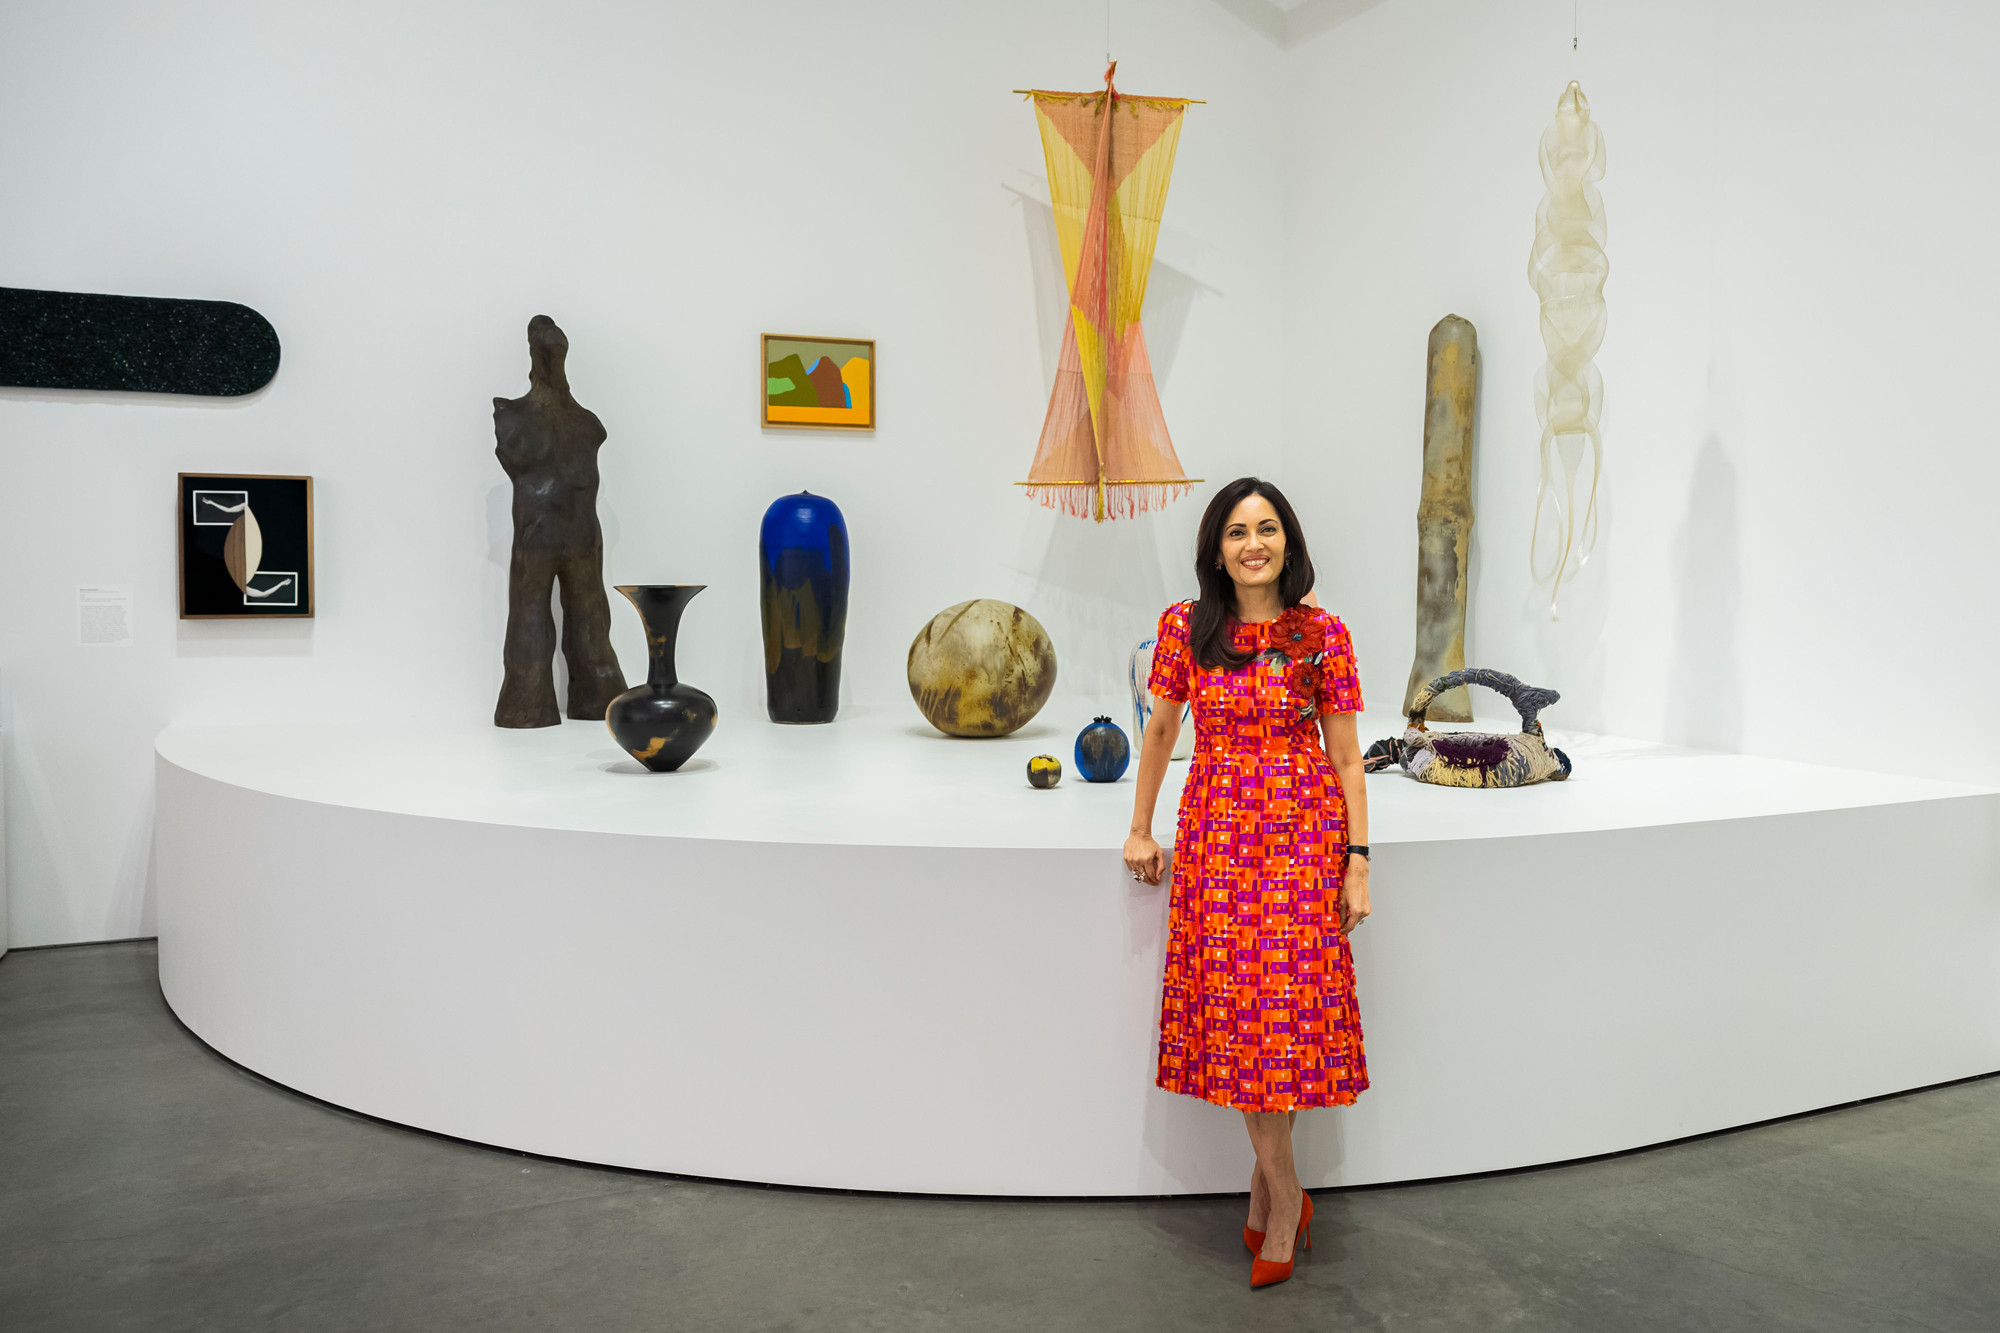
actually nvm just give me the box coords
[2,941,1994,1333]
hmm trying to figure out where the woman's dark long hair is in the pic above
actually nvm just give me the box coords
[1189,477,1316,671]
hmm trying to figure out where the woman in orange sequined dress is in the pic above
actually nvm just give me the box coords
[1123,477,1372,1289]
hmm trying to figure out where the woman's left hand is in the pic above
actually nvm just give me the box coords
[1340,856,1372,934]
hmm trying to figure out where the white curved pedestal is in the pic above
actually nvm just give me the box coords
[155,707,2000,1195]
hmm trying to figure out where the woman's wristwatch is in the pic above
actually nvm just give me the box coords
[1348,845,1369,858]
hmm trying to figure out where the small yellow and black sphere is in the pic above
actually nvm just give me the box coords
[1027,754,1063,789]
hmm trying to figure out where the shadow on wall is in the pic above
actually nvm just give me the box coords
[1529,501,1612,735]
[1664,433,1742,752]
[108,778,156,936]
[0,384,271,411]
[6,735,81,942]
[175,619,313,657]
[1024,516,1181,701]
[1006,186,1214,393]
[484,482,512,653]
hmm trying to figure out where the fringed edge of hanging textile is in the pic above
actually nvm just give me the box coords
[1018,481,1198,521]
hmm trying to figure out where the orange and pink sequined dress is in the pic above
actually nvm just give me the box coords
[1147,600,1369,1112]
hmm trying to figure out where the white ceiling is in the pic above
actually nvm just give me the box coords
[1209,0,1395,46]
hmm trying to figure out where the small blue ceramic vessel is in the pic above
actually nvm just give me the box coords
[1074,715,1131,783]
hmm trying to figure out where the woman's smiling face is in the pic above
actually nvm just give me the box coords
[1220,494,1287,594]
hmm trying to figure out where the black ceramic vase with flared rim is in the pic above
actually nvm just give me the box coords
[605,584,718,772]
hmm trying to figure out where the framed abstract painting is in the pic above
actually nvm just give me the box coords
[762,334,874,430]
[177,473,314,618]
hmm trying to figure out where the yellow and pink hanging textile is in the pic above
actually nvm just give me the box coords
[1020,65,1198,522]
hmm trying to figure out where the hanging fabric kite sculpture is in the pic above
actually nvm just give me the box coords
[1019,64,1199,522]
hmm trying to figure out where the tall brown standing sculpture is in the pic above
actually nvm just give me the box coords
[493,316,627,728]
[1402,315,1479,723]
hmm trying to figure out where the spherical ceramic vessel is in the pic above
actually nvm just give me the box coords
[1027,755,1063,789]
[1074,716,1131,783]
[605,585,718,772]
[906,599,1057,737]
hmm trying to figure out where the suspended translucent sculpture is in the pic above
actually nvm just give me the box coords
[1527,81,1607,616]
[1018,64,1200,522]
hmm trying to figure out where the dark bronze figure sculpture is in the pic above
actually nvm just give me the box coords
[493,316,626,728]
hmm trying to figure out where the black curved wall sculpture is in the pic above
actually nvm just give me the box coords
[0,287,280,396]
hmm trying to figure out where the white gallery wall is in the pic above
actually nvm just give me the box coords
[1280,0,2000,771]
[0,0,1290,945]
[3,0,1998,946]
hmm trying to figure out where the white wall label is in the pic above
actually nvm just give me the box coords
[78,585,134,647]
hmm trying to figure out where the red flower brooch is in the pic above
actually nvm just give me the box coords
[1257,605,1328,722]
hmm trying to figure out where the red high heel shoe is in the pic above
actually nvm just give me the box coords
[1243,1226,1265,1255]
[1250,1191,1313,1288]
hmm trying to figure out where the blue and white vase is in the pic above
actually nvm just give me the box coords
[758,491,849,724]
[1129,637,1195,760]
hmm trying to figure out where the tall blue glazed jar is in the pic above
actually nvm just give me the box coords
[758,491,849,723]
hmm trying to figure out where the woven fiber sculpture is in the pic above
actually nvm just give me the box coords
[1017,64,1200,521]
[1394,669,1571,789]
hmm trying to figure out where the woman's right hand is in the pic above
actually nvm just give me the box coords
[1124,831,1166,885]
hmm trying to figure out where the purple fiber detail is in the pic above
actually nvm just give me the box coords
[1433,733,1513,770]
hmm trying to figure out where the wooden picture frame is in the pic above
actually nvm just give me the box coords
[177,472,315,619]
[761,334,875,431]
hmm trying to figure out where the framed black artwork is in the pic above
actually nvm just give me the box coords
[177,473,314,619]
